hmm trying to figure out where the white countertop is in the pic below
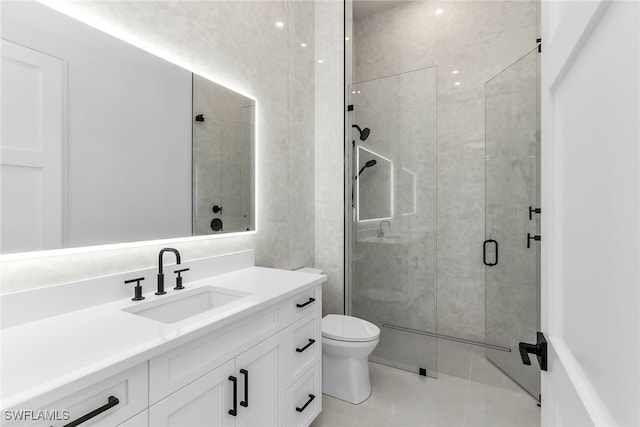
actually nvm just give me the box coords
[0,266,325,410]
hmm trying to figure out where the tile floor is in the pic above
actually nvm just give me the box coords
[311,342,540,427]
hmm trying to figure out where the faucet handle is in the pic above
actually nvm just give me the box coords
[174,268,190,290]
[125,277,145,301]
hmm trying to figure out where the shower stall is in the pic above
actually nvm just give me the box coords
[347,66,438,377]
[346,49,541,394]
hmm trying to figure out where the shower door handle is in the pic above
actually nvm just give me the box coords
[518,331,547,371]
[483,239,498,266]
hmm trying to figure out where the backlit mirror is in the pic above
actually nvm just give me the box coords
[0,1,256,254]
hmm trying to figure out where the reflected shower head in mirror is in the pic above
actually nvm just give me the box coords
[352,124,371,141]
[357,159,377,177]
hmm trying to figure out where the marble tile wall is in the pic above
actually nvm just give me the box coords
[1,1,335,294]
[314,0,345,316]
[353,1,538,342]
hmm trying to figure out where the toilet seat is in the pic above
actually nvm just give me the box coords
[322,314,380,342]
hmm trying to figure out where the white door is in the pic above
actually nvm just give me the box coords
[148,359,236,426]
[541,0,639,425]
[235,331,286,427]
[0,39,64,253]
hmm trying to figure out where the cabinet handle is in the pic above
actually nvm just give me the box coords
[228,376,238,416]
[240,369,249,408]
[296,339,316,353]
[62,396,119,427]
[296,297,316,308]
[295,394,316,413]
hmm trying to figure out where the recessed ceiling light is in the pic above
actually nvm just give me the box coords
[317,59,324,64]
[452,70,459,74]
[435,8,444,15]
[454,81,461,86]
[352,90,356,94]
[275,21,284,28]
[300,43,307,47]
[345,37,350,41]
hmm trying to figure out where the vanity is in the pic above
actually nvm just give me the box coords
[0,251,325,427]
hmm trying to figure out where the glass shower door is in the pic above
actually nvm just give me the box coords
[348,67,438,377]
[484,49,540,398]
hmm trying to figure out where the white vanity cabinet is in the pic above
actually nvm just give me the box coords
[2,363,148,427]
[2,271,323,427]
[149,332,286,427]
[148,284,321,427]
[118,410,149,427]
[148,359,236,426]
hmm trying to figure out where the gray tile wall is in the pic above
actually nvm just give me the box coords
[314,0,345,316]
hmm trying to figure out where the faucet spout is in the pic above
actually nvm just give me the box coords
[378,220,391,238]
[157,248,181,295]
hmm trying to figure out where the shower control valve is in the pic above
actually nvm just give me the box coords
[527,233,541,249]
[528,206,542,220]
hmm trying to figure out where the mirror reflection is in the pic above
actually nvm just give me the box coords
[0,1,256,255]
[192,75,255,235]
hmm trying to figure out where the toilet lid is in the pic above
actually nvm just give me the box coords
[322,315,380,342]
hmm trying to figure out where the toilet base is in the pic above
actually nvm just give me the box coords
[322,338,377,404]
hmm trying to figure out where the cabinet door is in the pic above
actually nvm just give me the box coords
[149,359,235,427]
[118,410,148,427]
[235,331,286,427]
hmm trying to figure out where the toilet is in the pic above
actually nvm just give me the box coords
[322,314,380,404]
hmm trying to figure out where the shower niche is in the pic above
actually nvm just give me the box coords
[356,146,392,222]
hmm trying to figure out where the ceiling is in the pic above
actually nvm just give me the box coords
[353,0,408,20]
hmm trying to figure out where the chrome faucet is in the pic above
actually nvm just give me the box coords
[157,248,181,295]
[378,220,391,238]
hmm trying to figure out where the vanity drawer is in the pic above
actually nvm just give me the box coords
[286,309,321,387]
[286,362,321,427]
[286,285,321,325]
[3,362,148,427]
[149,302,285,403]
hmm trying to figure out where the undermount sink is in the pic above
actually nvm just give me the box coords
[123,286,250,324]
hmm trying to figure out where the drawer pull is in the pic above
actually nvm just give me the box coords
[296,394,316,413]
[240,369,249,408]
[296,297,316,308]
[296,339,316,353]
[228,376,238,416]
[62,396,119,427]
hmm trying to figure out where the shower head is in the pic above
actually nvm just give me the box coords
[357,159,377,177]
[352,124,371,141]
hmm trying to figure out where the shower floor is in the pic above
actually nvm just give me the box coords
[311,342,540,427]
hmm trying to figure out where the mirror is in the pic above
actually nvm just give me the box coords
[192,75,255,235]
[0,1,256,254]
[356,146,393,222]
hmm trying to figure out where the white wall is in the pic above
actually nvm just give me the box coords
[0,0,335,294]
[1,2,193,249]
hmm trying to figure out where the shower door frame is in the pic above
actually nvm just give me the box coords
[345,66,439,378]
[484,47,541,399]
